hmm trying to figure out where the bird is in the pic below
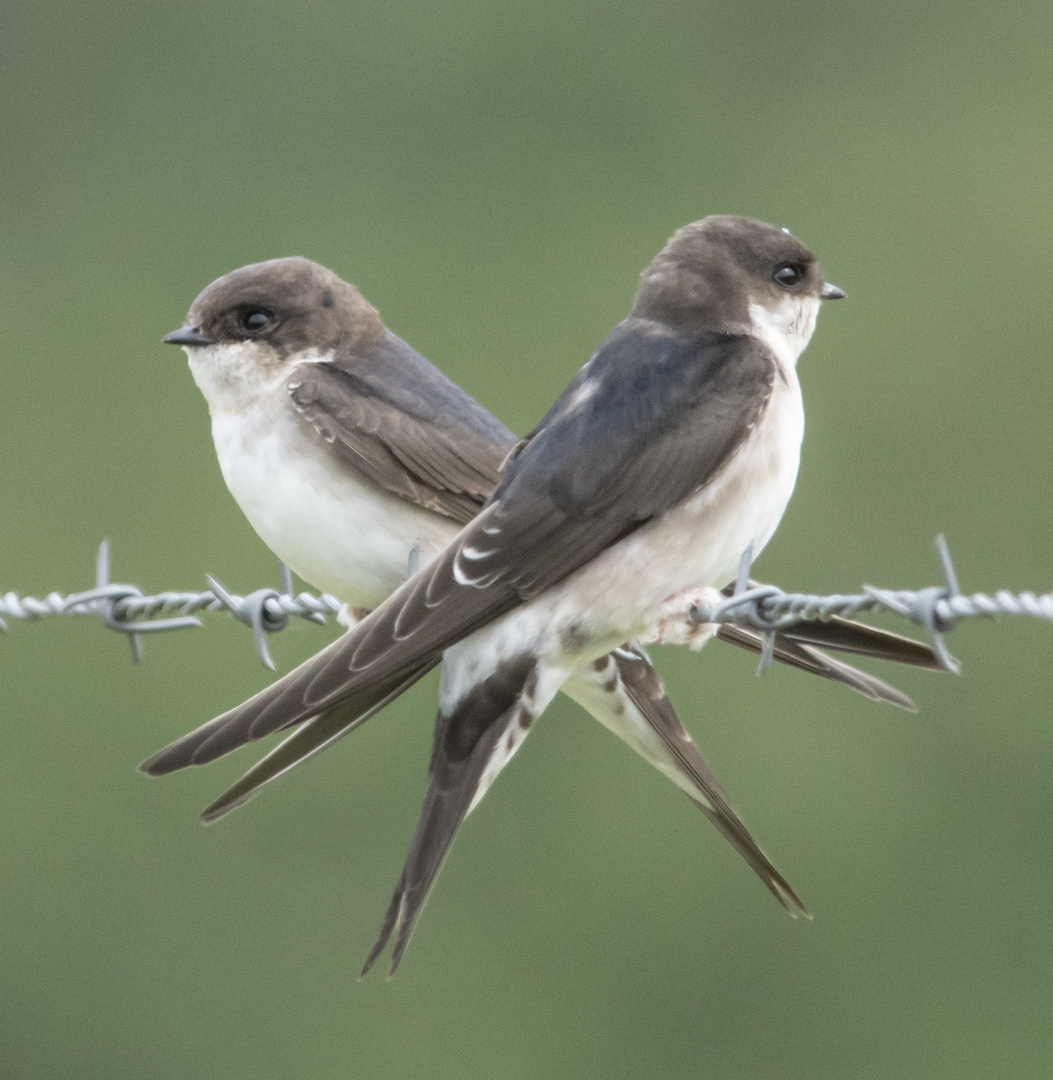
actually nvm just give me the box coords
[146,218,943,972]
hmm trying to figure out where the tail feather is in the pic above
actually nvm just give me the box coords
[716,625,919,710]
[771,618,947,669]
[565,647,808,918]
[362,654,543,976]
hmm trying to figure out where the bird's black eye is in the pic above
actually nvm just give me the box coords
[239,309,272,334]
[772,264,804,289]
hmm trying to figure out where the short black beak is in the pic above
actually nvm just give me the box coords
[163,325,216,347]
[821,283,846,300]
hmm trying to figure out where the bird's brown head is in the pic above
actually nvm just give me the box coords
[633,215,843,335]
[164,256,385,361]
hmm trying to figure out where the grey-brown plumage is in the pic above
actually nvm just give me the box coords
[147,250,937,777]
[288,362,501,525]
[149,223,946,973]
[182,221,821,714]
[167,256,511,527]
[168,255,385,359]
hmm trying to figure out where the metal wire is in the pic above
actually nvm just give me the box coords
[0,541,343,669]
[689,535,1051,675]
[0,536,1050,674]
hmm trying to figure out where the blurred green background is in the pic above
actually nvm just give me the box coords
[3,1,1053,1076]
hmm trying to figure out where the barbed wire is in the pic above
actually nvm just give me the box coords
[0,541,343,669]
[689,535,1052,675]
[1,537,1050,674]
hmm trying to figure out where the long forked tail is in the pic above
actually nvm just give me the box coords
[564,646,808,917]
[363,654,544,976]
[557,612,946,916]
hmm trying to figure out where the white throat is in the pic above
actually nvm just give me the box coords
[748,295,820,368]
[184,342,330,415]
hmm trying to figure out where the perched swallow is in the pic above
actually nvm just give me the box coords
[147,220,942,972]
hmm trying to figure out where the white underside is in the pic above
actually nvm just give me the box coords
[210,400,455,608]
[186,291,812,821]
[188,345,456,609]
[438,356,803,819]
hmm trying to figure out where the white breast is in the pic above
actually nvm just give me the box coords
[206,393,458,609]
[563,360,804,633]
[184,342,459,607]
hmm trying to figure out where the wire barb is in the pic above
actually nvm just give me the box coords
[685,536,1052,677]
[0,543,342,667]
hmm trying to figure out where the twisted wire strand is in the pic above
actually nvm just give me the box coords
[0,537,1050,673]
[0,541,343,668]
[689,536,1051,674]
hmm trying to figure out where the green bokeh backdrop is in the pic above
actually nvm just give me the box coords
[3,2,1053,1076]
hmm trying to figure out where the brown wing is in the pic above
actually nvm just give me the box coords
[299,327,777,703]
[288,353,514,526]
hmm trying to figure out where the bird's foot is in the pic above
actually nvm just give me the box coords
[641,587,723,650]
[337,604,373,629]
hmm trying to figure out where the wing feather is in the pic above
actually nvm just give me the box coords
[289,338,515,525]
